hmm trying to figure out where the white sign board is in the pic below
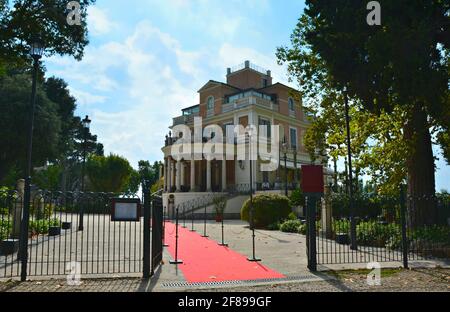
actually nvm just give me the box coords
[111,198,141,222]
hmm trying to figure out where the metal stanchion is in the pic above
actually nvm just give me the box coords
[202,202,208,238]
[182,207,187,228]
[190,203,196,232]
[169,206,183,264]
[218,213,228,247]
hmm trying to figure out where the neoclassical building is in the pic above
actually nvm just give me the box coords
[161,61,323,212]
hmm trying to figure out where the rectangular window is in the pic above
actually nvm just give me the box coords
[290,127,297,149]
[262,78,268,87]
[259,117,271,138]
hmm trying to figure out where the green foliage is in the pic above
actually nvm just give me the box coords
[411,225,450,246]
[0,73,61,183]
[331,193,399,220]
[86,154,133,193]
[277,1,449,217]
[289,189,305,207]
[356,222,401,248]
[1,0,96,64]
[298,223,307,235]
[151,177,164,194]
[266,222,280,231]
[124,169,140,195]
[0,219,11,240]
[333,219,350,234]
[241,194,291,228]
[287,212,298,221]
[29,202,54,220]
[280,219,302,233]
[33,164,62,191]
[213,195,227,216]
[29,218,60,235]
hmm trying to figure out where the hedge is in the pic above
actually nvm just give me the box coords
[241,194,291,228]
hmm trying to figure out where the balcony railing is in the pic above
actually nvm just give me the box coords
[222,96,279,114]
[173,112,199,126]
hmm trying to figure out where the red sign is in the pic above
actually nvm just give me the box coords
[301,165,324,194]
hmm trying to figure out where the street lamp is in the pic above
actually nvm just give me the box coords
[78,115,91,231]
[343,86,357,250]
[281,137,289,197]
[19,39,45,281]
[247,128,261,262]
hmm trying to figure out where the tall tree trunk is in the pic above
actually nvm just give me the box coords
[404,103,437,228]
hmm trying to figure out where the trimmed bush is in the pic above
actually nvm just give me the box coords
[287,212,297,220]
[356,221,401,247]
[298,223,307,235]
[280,219,302,233]
[267,222,280,231]
[241,194,291,228]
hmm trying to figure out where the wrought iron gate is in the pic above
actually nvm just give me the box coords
[1,189,147,280]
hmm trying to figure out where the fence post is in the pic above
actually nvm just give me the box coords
[169,206,183,264]
[400,184,409,269]
[142,185,151,278]
[18,177,32,281]
[306,195,317,272]
[163,206,169,247]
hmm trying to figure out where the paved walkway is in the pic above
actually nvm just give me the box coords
[163,221,285,283]
[2,268,448,292]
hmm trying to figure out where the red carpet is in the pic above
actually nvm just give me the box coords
[164,222,285,283]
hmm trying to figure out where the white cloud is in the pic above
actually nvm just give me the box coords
[45,17,292,168]
[87,6,116,36]
[68,87,107,107]
[216,43,293,87]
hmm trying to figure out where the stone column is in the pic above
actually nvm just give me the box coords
[168,159,173,192]
[190,159,196,192]
[175,160,181,192]
[222,159,227,191]
[163,158,168,192]
[206,160,212,191]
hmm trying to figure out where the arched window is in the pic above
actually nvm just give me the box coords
[207,96,214,111]
[288,97,295,112]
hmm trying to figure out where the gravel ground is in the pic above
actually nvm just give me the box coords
[1,268,449,292]
[195,268,450,292]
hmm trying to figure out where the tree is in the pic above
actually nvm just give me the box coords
[138,160,162,186]
[33,164,62,191]
[277,1,449,227]
[124,169,140,195]
[0,71,104,189]
[0,72,61,183]
[0,0,95,66]
[85,154,133,193]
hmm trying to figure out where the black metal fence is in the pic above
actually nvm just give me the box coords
[0,189,149,279]
[306,190,450,270]
[151,195,163,275]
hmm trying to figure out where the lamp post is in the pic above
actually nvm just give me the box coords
[343,87,357,250]
[78,115,91,231]
[281,137,288,197]
[247,129,261,262]
[19,39,45,282]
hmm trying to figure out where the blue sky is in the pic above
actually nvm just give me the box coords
[43,0,449,191]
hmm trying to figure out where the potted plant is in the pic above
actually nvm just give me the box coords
[213,195,227,223]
